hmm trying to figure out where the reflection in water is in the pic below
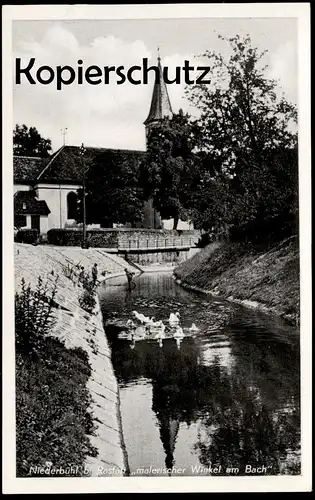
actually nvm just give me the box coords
[99,273,300,476]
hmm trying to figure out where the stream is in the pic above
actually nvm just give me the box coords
[98,271,300,477]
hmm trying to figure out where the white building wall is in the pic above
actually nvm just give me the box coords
[162,218,194,230]
[26,215,32,228]
[34,183,81,231]
[14,184,31,194]
[40,216,49,235]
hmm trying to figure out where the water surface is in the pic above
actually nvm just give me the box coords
[99,272,300,476]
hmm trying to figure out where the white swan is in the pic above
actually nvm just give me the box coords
[143,316,156,326]
[132,311,155,325]
[189,323,200,333]
[149,320,166,336]
[173,326,185,339]
[169,311,180,326]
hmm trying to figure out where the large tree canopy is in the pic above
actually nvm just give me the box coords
[186,34,298,233]
[139,110,201,230]
[77,151,144,228]
[13,124,52,158]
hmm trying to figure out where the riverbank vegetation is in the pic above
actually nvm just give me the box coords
[15,276,98,477]
[174,236,299,325]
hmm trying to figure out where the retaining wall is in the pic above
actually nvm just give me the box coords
[14,243,135,476]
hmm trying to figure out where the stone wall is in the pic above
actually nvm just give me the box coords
[15,244,135,476]
[126,249,190,266]
[47,227,201,248]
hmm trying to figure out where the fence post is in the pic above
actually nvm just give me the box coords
[147,239,149,248]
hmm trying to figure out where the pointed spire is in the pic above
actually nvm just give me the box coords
[144,51,173,126]
[158,415,180,474]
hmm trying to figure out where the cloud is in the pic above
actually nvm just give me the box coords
[13,24,297,153]
[13,26,163,151]
[266,41,297,104]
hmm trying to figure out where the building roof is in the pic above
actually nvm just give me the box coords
[144,56,173,126]
[14,190,51,216]
[13,146,146,185]
[35,145,145,184]
[13,156,49,184]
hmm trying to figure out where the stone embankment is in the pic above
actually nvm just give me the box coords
[15,243,136,476]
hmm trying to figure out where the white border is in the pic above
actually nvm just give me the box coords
[2,3,312,494]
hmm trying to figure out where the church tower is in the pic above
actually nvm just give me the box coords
[144,52,173,145]
[140,52,176,229]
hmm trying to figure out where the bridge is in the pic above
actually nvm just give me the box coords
[104,236,198,254]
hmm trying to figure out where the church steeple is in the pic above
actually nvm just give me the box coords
[144,50,173,139]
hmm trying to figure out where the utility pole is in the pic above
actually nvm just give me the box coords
[61,128,68,146]
[79,143,88,249]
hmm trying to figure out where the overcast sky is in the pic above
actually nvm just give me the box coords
[13,18,297,153]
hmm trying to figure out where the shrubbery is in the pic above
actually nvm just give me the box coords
[15,276,58,356]
[78,270,97,314]
[47,228,118,247]
[78,289,97,314]
[15,276,98,477]
[15,228,39,244]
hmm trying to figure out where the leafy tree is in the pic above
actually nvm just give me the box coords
[13,124,52,157]
[77,151,144,227]
[186,34,298,233]
[140,110,201,230]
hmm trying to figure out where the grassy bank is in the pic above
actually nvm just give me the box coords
[174,235,299,325]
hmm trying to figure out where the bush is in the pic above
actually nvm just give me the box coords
[15,276,58,356]
[15,276,98,476]
[15,228,39,244]
[196,232,212,248]
[47,229,118,247]
[229,212,298,244]
[78,289,97,314]
[16,336,98,477]
[62,262,79,283]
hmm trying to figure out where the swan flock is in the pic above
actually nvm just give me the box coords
[125,310,199,348]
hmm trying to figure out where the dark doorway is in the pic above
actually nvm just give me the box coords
[31,215,40,232]
[67,192,77,219]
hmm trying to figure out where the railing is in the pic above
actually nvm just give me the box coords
[117,237,197,251]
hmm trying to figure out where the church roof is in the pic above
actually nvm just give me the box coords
[13,146,145,185]
[35,145,145,184]
[14,190,51,216]
[13,156,48,184]
[144,56,173,126]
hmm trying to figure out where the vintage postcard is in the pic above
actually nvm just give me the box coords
[2,3,312,494]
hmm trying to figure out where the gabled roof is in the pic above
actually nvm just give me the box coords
[144,56,173,126]
[13,145,146,185]
[14,190,51,216]
[13,156,49,184]
[35,145,145,184]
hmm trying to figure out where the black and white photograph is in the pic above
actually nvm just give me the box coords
[2,3,311,494]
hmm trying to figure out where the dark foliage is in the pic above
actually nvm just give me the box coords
[76,150,144,227]
[15,228,39,244]
[15,277,98,477]
[14,124,52,158]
